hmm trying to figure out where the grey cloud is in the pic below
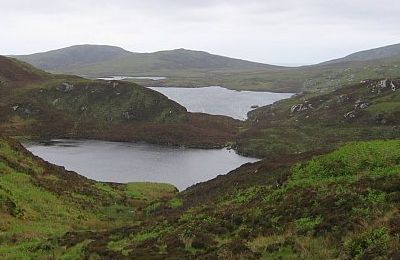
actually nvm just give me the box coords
[1,0,400,64]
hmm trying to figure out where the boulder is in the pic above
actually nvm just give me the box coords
[336,94,350,104]
[290,100,314,113]
[354,99,369,110]
[390,81,398,91]
[57,82,75,92]
[344,111,356,119]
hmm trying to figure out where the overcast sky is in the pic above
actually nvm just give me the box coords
[1,0,400,65]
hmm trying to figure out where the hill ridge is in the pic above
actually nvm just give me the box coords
[322,43,400,65]
[12,44,278,75]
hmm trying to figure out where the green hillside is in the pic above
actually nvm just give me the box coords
[0,137,177,258]
[4,137,399,258]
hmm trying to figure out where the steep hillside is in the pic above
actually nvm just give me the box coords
[0,136,178,258]
[176,140,400,258]
[0,56,49,85]
[0,55,241,148]
[237,78,400,158]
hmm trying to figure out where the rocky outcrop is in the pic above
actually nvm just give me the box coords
[122,111,135,120]
[368,79,399,94]
[57,82,75,92]
[52,98,60,105]
[10,104,41,116]
[290,100,314,113]
[344,111,356,119]
[354,99,369,110]
[391,81,399,91]
[80,105,88,112]
[336,94,350,104]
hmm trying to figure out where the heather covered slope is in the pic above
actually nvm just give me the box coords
[0,55,241,148]
[0,137,177,258]
[22,140,399,259]
[0,56,49,85]
[175,140,400,259]
[237,78,400,158]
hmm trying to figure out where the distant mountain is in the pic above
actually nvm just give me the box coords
[13,45,131,71]
[322,43,400,65]
[13,45,277,76]
[11,43,400,93]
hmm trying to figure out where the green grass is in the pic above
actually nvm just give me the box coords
[125,182,177,201]
[168,198,183,208]
[367,101,400,114]
[165,139,400,258]
[291,140,400,182]
[0,137,181,259]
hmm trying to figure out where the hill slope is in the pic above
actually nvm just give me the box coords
[0,56,49,84]
[323,43,400,64]
[237,78,400,157]
[0,136,178,258]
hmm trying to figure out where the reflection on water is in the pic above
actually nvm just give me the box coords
[25,140,259,191]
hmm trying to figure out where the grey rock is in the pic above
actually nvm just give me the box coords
[370,79,389,94]
[344,111,356,119]
[122,111,133,120]
[80,105,88,112]
[390,81,398,91]
[354,99,369,110]
[336,94,350,104]
[290,100,314,113]
[52,98,60,105]
[57,82,75,92]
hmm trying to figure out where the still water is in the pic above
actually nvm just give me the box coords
[149,86,293,120]
[98,76,166,81]
[25,140,259,191]
[98,76,292,120]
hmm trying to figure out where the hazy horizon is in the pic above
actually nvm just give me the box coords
[2,0,400,65]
